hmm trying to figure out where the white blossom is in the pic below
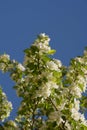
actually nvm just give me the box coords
[80,114,87,126]
[41,71,53,81]
[1,54,10,60]
[70,83,82,98]
[0,34,87,129]
[65,121,71,130]
[36,83,51,98]
[81,67,87,75]
[35,81,59,98]
[12,59,16,63]
[17,63,25,71]
[49,111,64,125]
[76,76,87,92]
[75,57,84,63]
[40,33,46,37]
[53,59,62,68]
[74,98,80,111]
[84,50,87,56]
[0,54,10,64]
[34,42,51,53]
[6,121,17,128]
[46,61,58,71]
[70,108,80,121]
[39,33,50,42]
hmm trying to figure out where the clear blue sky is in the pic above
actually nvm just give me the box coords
[0,0,87,120]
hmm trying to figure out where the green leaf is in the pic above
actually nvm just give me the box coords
[24,48,30,54]
[81,124,87,130]
[31,45,39,53]
[53,71,62,78]
[48,49,56,55]
[41,55,50,62]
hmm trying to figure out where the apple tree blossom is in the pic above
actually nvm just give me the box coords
[0,34,87,130]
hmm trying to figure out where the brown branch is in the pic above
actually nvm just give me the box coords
[48,97,58,111]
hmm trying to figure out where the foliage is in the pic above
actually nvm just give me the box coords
[0,33,87,130]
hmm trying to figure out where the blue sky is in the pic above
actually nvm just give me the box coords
[0,0,87,120]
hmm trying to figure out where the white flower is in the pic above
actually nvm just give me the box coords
[46,61,58,71]
[35,81,59,98]
[17,63,25,71]
[77,76,85,83]
[70,99,86,123]
[65,121,71,130]
[80,114,87,126]
[8,102,13,109]
[2,92,6,97]
[84,50,87,56]
[71,107,87,125]
[40,33,46,37]
[81,67,87,75]
[12,59,16,63]
[71,108,80,121]
[49,81,59,89]
[49,111,64,125]
[53,59,62,68]
[34,42,51,53]
[33,34,51,53]
[70,83,82,98]
[39,33,50,42]
[41,71,53,81]
[3,54,10,60]
[76,76,87,92]
[37,83,51,98]
[75,57,84,63]
[0,91,12,122]
[0,54,10,62]
[74,98,80,111]
[7,121,17,128]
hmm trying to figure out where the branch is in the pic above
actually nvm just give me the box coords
[48,97,58,111]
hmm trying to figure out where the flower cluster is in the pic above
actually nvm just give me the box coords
[0,54,10,72]
[33,33,51,54]
[0,87,12,122]
[0,34,87,129]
